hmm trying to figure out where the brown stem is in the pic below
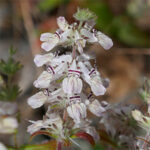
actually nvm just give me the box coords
[63,109,67,123]
[14,132,18,150]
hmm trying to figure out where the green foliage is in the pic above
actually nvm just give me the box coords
[0,46,22,101]
[85,0,150,47]
[0,85,21,101]
[19,141,56,150]
[73,8,97,22]
[38,0,70,12]
[93,144,106,150]
[0,47,22,76]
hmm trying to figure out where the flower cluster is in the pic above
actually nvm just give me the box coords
[27,8,113,146]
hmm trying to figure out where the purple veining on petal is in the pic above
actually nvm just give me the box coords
[68,70,81,76]
[55,31,61,39]
[89,69,96,76]
[47,65,55,74]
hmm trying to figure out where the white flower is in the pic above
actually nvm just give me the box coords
[89,75,106,96]
[88,99,106,117]
[62,60,82,94]
[80,28,113,50]
[0,117,18,134]
[40,33,60,51]
[33,71,52,88]
[95,31,113,50]
[67,102,86,124]
[0,142,7,150]
[57,16,69,31]
[28,91,48,109]
[34,53,54,67]
[27,120,44,134]
[132,109,150,131]
[28,113,64,137]
[78,62,106,96]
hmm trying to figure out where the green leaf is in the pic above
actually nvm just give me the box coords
[0,85,21,101]
[0,59,22,76]
[19,141,56,150]
[93,144,106,150]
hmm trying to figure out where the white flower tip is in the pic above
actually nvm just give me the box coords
[104,38,113,50]
[28,97,44,109]
[33,80,39,88]
[41,43,52,51]
[34,55,42,67]
[57,16,69,31]
[57,16,65,23]
[27,92,47,109]
[92,84,106,96]
[132,110,143,121]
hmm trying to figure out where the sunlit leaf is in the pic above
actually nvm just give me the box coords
[19,141,57,150]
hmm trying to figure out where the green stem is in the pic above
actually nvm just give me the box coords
[78,21,83,30]
[14,132,18,150]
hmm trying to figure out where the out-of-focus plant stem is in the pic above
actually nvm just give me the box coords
[14,132,18,150]
[19,0,40,56]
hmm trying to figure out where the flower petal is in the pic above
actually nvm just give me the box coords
[28,91,47,109]
[57,16,69,31]
[96,31,113,50]
[88,100,106,116]
[80,29,97,43]
[40,33,54,41]
[33,71,52,88]
[34,53,54,67]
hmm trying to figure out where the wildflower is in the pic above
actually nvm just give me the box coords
[78,61,106,96]
[34,53,54,67]
[67,96,86,123]
[33,71,53,88]
[28,91,48,109]
[80,27,113,50]
[87,99,107,117]
[62,60,82,94]
[0,116,18,134]
[28,113,64,138]
[28,8,113,145]
[28,88,67,109]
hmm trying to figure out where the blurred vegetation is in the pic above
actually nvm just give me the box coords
[0,46,22,101]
